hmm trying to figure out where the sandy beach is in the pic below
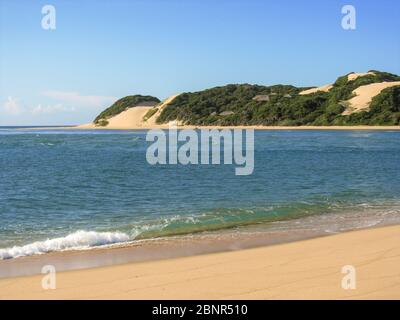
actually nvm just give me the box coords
[1,225,399,300]
[2,0,400,304]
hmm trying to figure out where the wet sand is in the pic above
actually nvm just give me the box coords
[0,225,399,299]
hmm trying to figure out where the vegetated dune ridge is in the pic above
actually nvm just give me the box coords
[347,72,376,81]
[81,70,400,129]
[299,84,333,95]
[78,94,180,129]
[298,72,383,96]
[144,94,181,127]
[342,81,400,115]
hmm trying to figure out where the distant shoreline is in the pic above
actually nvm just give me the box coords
[12,125,400,131]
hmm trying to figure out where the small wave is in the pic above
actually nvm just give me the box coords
[39,142,55,146]
[131,136,144,141]
[349,133,372,138]
[0,230,130,260]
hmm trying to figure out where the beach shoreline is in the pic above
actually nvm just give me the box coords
[1,224,399,299]
[1,204,399,279]
[2,126,400,299]
[23,125,400,131]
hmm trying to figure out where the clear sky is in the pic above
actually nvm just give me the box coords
[1,0,399,125]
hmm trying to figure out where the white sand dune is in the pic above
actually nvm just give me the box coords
[299,84,333,95]
[77,106,153,129]
[78,94,180,129]
[299,72,375,95]
[347,72,375,81]
[342,81,400,115]
[299,72,377,96]
[100,106,153,129]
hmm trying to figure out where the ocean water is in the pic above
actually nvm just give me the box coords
[1,127,400,259]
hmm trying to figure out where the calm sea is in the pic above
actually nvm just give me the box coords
[1,127,400,259]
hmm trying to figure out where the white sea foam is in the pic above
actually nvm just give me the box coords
[0,230,130,260]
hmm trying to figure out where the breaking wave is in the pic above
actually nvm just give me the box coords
[0,230,130,260]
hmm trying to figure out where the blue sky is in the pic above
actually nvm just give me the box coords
[1,0,399,125]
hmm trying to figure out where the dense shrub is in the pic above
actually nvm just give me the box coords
[155,71,400,126]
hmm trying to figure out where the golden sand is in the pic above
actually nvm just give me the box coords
[1,225,399,299]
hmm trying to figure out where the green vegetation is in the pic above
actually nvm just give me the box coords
[329,70,400,102]
[96,119,109,127]
[157,84,303,125]
[143,107,158,122]
[156,71,400,126]
[94,95,160,126]
[338,86,400,125]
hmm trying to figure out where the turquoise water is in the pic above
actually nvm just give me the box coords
[1,128,400,259]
